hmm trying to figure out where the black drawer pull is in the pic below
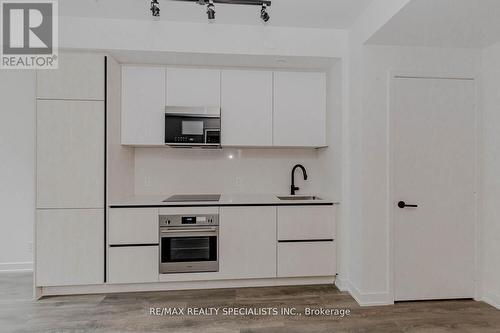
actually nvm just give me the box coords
[109,243,159,248]
[278,239,334,243]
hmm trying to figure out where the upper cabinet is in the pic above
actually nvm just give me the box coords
[166,68,221,107]
[121,66,165,145]
[37,53,105,101]
[120,66,327,148]
[221,70,273,146]
[273,71,326,147]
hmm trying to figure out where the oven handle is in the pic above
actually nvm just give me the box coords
[161,228,217,234]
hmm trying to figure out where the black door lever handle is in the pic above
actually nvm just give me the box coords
[398,201,418,208]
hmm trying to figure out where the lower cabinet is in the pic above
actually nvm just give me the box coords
[277,206,334,240]
[108,208,158,245]
[277,206,336,277]
[107,208,159,284]
[36,209,104,286]
[108,246,159,284]
[219,206,276,279]
[277,241,336,277]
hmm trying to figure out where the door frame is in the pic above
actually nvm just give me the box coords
[387,70,481,302]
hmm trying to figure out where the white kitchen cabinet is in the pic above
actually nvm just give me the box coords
[36,100,104,209]
[277,206,334,240]
[121,66,166,145]
[108,246,159,284]
[278,241,336,277]
[108,208,159,245]
[221,70,273,146]
[166,68,220,107]
[37,53,105,101]
[273,71,326,147]
[219,207,276,279]
[36,209,104,286]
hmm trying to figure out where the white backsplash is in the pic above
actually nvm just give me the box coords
[134,148,326,196]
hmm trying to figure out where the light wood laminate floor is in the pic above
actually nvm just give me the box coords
[0,272,499,332]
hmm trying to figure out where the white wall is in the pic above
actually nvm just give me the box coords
[345,44,481,305]
[134,148,326,196]
[336,0,413,297]
[60,17,348,59]
[0,70,36,271]
[480,41,500,309]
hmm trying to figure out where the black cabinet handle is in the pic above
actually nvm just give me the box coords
[398,201,418,209]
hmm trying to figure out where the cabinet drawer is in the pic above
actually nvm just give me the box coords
[108,246,159,284]
[277,241,336,277]
[277,206,334,240]
[108,209,158,245]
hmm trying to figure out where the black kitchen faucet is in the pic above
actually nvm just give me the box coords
[291,164,308,195]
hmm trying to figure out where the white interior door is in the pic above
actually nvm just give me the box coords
[392,76,476,301]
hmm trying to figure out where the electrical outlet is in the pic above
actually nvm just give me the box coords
[144,176,152,187]
[235,177,243,187]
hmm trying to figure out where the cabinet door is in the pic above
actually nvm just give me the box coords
[108,246,159,284]
[221,70,273,146]
[273,71,326,147]
[108,208,159,245]
[278,241,336,277]
[121,66,165,145]
[37,53,104,100]
[219,207,276,279]
[166,68,220,107]
[277,206,334,241]
[37,100,104,209]
[36,209,104,286]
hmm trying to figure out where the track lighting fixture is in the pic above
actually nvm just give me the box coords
[206,0,215,22]
[150,0,160,18]
[260,3,269,22]
[167,0,272,23]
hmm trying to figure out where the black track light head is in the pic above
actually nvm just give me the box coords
[150,0,160,18]
[260,3,269,22]
[207,0,215,22]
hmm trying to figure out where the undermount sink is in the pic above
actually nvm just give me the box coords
[277,195,322,201]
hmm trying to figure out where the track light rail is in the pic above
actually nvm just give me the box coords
[170,0,272,6]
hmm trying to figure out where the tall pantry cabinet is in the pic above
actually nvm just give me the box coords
[35,53,105,287]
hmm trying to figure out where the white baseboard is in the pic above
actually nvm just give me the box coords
[41,276,336,297]
[334,275,349,292]
[0,262,33,272]
[344,280,393,306]
[481,291,500,310]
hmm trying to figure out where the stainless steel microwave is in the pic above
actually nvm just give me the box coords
[165,107,221,148]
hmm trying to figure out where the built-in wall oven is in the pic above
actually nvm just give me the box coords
[159,213,219,274]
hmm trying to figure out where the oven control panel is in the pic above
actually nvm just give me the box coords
[159,214,219,227]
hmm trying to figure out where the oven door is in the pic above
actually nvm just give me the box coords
[160,227,218,274]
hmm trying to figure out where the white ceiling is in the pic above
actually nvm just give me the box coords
[367,0,500,48]
[59,0,373,29]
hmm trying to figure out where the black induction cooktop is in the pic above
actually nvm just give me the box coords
[163,194,221,202]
